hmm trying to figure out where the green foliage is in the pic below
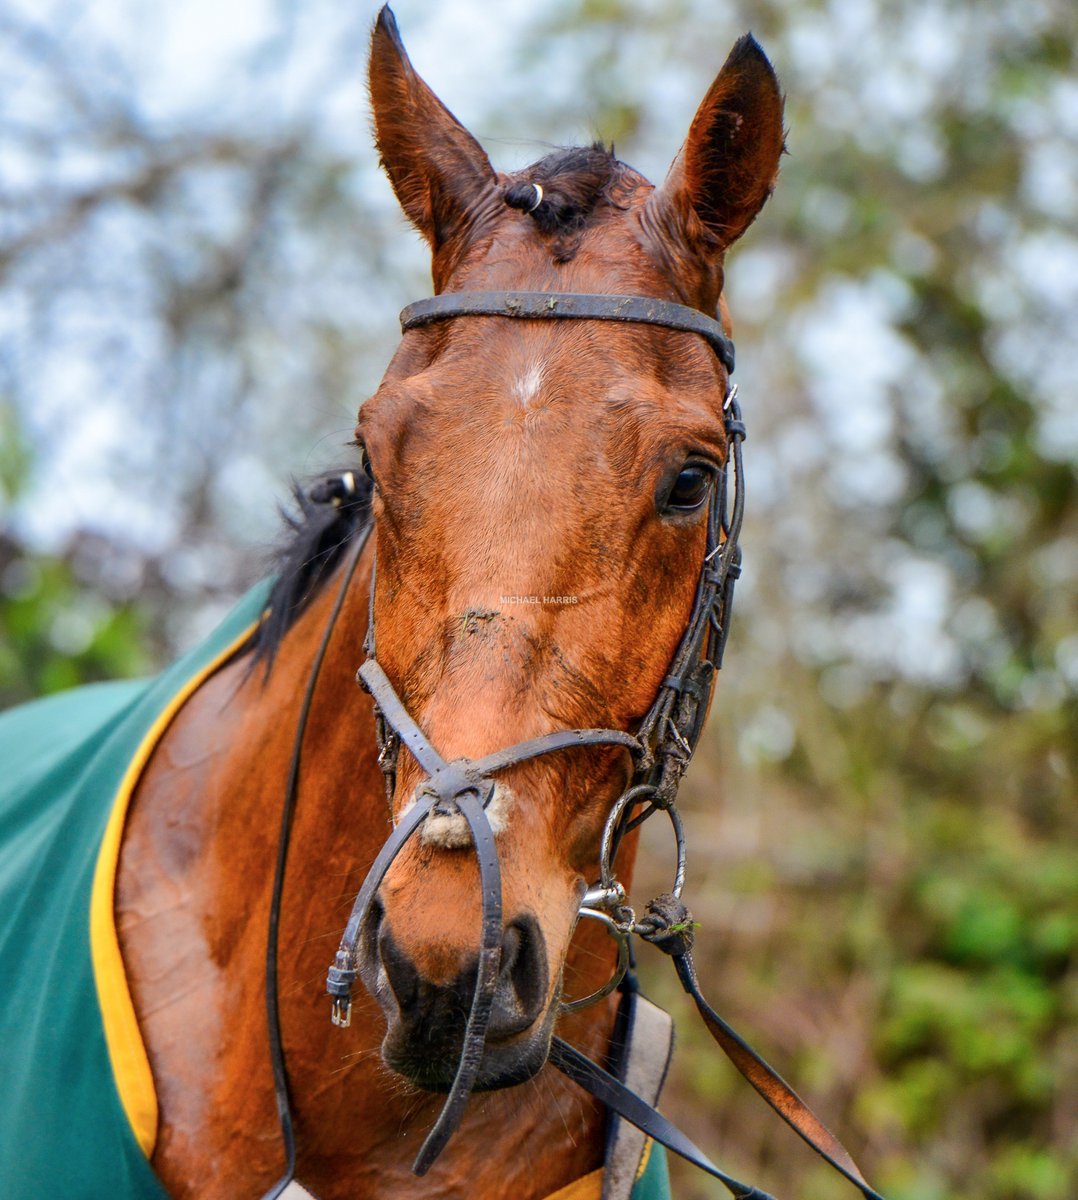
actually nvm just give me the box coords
[0,549,151,707]
[0,403,152,706]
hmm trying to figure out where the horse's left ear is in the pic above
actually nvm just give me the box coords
[368,6,495,250]
[646,35,785,258]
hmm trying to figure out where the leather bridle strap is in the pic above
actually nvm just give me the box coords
[332,659,639,968]
[554,974,888,1200]
[260,525,371,1200]
[671,951,887,1200]
[325,764,500,1176]
[358,659,641,777]
[326,657,640,1174]
[412,788,504,1175]
[549,1038,776,1200]
[400,291,736,374]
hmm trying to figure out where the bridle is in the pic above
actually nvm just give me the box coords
[330,291,743,1162]
[260,292,889,1200]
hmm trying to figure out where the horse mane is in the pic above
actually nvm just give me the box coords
[504,143,635,261]
[251,471,374,673]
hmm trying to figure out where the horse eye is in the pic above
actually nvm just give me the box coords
[358,443,375,483]
[664,464,712,513]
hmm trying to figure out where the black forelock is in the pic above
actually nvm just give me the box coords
[504,143,637,260]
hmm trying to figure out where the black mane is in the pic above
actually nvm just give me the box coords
[251,471,373,672]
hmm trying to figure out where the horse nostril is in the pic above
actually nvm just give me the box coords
[376,919,421,1014]
[496,914,548,1033]
[366,907,549,1041]
[361,894,384,967]
[500,923,522,978]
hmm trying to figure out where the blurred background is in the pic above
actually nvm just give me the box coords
[0,0,1074,1196]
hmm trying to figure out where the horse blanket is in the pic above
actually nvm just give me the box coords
[0,582,269,1198]
[0,579,669,1199]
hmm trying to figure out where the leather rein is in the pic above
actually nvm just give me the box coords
[259,292,888,1200]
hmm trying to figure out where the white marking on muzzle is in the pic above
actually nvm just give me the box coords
[419,782,515,848]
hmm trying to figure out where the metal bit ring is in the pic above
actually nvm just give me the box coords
[559,907,631,1013]
[597,783,687,901]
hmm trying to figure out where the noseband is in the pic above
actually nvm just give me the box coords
[261,292,888,1200]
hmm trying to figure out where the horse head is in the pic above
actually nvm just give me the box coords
[352,5,784,1100]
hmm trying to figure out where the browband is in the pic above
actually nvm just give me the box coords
[399,291,736,374]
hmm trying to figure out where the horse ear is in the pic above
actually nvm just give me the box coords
[647,35,785,257]
[368,6,495,249]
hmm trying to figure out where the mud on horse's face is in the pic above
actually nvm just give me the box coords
[353,8,784,1093]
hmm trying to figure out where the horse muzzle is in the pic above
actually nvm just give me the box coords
[359,899,554,1091]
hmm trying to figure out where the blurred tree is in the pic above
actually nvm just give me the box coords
[0,401,152,703]
[0,1,1074,1197]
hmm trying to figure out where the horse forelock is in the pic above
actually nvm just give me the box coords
[502,144,646,261]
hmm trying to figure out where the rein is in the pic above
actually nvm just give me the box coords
[260,291,888,1200]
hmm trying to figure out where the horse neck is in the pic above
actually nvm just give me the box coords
[121,536,628,1198]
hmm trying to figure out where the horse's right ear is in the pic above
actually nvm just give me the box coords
[369,6,495,250]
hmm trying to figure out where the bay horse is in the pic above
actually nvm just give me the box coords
[0,7,887,1199]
